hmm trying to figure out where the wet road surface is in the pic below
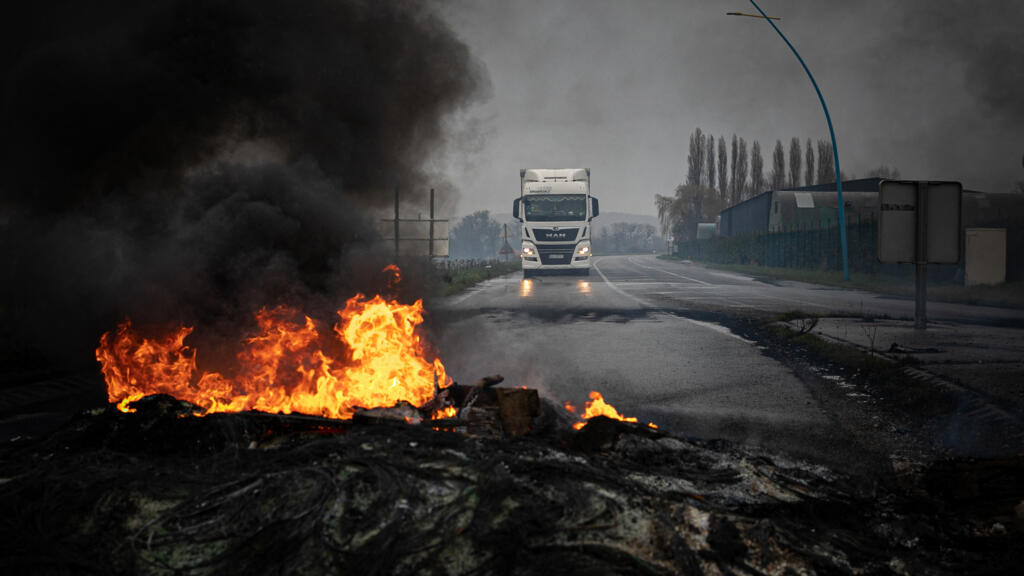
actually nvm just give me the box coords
[592,254,1024,325]
[436,254,1024,465]
[436,255,844,462]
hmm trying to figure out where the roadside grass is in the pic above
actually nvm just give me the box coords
[596,250,662,256]
[761,321,959,419]
[438,262,521,295]
[660,256,1024,309]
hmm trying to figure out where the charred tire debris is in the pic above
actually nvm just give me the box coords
[1,393,1022,574]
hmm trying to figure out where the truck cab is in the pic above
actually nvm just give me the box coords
[513,168,599,277]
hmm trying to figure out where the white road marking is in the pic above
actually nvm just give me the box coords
[623,257,832,310]
[448,289,480,305]
[593,258,649,307]
[593,258,756,343]
[447,273,518,306]
[625,256,712,285]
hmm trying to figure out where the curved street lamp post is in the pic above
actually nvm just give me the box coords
[728,1,850,281]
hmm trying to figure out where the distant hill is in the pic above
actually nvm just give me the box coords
[486,211,663,254]
[590,212,660,236]
[450,211,664,257]
[488,212,660,233]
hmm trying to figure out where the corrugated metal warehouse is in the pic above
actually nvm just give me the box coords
[716,178,1024,282]
[720,179,883,236]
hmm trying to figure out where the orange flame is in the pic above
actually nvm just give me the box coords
[97,281,450,419]
[431,405,458,420]
[565,391,657,430]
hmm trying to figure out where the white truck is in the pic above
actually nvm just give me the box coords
[513,168,599,277]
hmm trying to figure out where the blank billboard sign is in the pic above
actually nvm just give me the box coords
[878,181,961,264]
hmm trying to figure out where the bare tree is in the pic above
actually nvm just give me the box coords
[804,138,815,187]
[656,184,722,242]
[817,140,834,185]
[705,133,715,193]
[770,140,786,190]
[750,140,765,197]
[866,165,901,179]
[717,136,728,203]
[736,138,749,201]
[597,222,659,253]
[687,128,705,187]
[729,134,739,205]
[788,137,802,189]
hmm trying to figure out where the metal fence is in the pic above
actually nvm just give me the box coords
[676,215,883,274]
[435,258,518,272]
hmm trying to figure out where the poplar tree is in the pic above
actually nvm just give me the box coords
[729,134,739,204]
[817,140,834,185]
[804,138,815,186]
[770,140,786,190]
[788,137,801,189]
[736,138,749,201]
[750,140,764,197]
[687,128,705,187]
[705,133,716,193]
[717,136,728,203]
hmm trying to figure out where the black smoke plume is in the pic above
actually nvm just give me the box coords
[0,0,488,368]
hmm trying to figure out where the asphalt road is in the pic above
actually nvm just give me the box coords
[436,254,1024,468]
[593,254,1024,325]
[435,255,842,464]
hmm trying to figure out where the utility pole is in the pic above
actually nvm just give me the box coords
[383,188,449,259]
[393,187,400,259]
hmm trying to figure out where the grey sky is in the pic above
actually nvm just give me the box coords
[436,0,1024,217]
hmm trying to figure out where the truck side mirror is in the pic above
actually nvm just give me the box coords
[513,198,521,220]
[590,197,599,218]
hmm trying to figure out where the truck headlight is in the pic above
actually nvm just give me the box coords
[576,245,590,257]
[522,245,535,256]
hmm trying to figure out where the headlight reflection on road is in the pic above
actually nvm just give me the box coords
[520,279,533,297]
[577,280,591,295]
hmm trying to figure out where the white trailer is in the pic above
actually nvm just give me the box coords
[512,168,599,277]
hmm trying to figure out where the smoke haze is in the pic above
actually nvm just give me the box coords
[3,0,1022,366]
[1,0,488,366]
[437,0,1024,216]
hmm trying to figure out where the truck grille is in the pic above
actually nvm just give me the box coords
[532,228,579,242]
[538,245,576,265]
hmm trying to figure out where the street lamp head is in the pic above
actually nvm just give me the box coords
[726,11,781,20]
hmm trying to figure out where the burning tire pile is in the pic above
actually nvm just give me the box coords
[1,2,1022,570]
[1,390,1021,575]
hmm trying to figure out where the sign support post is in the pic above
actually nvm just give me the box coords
[878,180,962,331]
[914,182,928,329]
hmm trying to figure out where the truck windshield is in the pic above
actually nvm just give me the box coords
[523,194,587,222]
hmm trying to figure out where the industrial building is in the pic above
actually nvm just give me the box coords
[719,179,883,237]
[714,179,1024,283]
